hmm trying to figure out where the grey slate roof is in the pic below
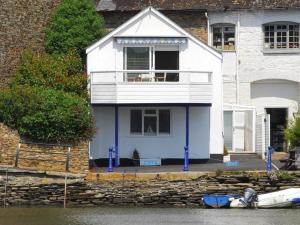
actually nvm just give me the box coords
[96,0,300,11]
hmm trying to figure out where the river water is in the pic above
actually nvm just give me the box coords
[0,207,299,225]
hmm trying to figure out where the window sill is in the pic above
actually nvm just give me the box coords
[262,49,300,54]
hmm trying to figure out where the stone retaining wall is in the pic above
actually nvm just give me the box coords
[0,123,89,174]
[1,172,300,208]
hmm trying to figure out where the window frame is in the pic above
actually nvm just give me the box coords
[263,22,300,52]
[129,108,171,137]
[211,23,236,52]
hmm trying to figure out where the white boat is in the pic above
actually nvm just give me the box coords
[230,188,300,208]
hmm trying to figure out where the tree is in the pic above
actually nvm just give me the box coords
[45,0,105,59]
[0,85,94,143]
[11,50,88,98]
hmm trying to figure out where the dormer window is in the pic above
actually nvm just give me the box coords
[264,22,300,50]
[211,24,235,51]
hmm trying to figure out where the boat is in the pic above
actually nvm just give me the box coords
[230,188,300,208]
[202,195,238,208]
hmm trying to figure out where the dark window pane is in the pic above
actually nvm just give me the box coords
[130,110,142,134]
[145,109,156,115]
[144,116,157,135]
[126,47,149,70]
[159,110,170,134]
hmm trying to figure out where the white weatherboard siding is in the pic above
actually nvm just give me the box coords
[90,107,210,159]
[87,7,224,159]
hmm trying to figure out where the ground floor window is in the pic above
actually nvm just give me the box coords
[130,109,170,136]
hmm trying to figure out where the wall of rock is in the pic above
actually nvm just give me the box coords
[1,172,299,208]
[0,0,61,88]
[0,124,89,174]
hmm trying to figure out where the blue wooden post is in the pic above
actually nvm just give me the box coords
[184,105,189,171]
[267,146,273,173]
[108,147,113,172]
[115,105,119,167]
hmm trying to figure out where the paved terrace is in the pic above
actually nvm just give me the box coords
[92,154,281,173]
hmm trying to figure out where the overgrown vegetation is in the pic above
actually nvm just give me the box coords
[284,117,300,149]
[45,0,105,59]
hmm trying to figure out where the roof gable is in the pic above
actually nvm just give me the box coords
[86,7,221,59]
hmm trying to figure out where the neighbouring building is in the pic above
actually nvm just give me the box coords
[86,7,223,166]
[95,0,300,161]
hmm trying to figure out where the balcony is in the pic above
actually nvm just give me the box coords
[90,70,213,104]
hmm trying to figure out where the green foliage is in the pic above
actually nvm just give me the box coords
[0,85,94,143]
[11,50,87,98]
[284,117,300,149]
[278,171,295,181]
[45,0,105,57]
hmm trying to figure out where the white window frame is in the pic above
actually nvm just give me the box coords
[263,22,300,52]
[129,108,171,137]
[211,23,236,51]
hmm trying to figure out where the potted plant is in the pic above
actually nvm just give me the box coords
[284,117,300,150]
[223,146,231,163]
[132,148,140,166]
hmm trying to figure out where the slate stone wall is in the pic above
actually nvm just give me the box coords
[1,172,299,208]
[0,0,60,88]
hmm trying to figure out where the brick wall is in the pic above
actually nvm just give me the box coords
[101,11,208,43]
[0,0,60,88]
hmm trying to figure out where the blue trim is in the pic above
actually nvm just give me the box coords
[92,103,211,107]
[115,106,119,167]
[184,105,189,171]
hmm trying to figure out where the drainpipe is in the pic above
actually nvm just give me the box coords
[205,12,210,44]
[236,10,240,104]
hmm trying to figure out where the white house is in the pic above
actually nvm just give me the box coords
[86,7,223,166]
[208,9,300,155]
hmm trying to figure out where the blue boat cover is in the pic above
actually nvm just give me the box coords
[203,195,232,208]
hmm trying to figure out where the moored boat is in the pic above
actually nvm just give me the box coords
[230,188,300,208]
[202,195,238,208]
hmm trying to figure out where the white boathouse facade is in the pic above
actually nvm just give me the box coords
[86,7,223,166]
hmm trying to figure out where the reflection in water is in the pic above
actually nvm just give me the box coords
[0,208,300,225]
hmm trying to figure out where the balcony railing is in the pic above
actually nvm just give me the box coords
[90,70,212,84]
[89,70,213,104]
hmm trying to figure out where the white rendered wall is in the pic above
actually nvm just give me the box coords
[209,9,300,121]
[90,107,210,159]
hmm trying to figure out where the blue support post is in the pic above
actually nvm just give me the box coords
[108,147,113,172]
[184,105,190,171]
[115,105,119,167]
[267,146,273,173]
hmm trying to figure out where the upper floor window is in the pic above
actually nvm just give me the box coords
[211,24,235,51]
[264,22,300,50]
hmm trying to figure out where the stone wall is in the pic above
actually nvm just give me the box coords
[0,124,89,174]
[102,11,208,43]
[0,0,60,88]
[1,171,300,207]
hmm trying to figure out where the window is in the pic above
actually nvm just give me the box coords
[264,22,300,50]
[212,24,235,51]
[130,109,170,135]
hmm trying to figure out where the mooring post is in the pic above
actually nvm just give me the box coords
[108,147,113,172]
[267,146,273,173]
[64,147,70,208]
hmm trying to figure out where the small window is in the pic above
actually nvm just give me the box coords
[130,109,170,136]
[212,24,235,51]
[264,22,300,50]
[130,110,142,134]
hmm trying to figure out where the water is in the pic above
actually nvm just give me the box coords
[0,207,299,225]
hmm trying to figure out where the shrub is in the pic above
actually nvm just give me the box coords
[11,50,88,98]
[284,117,300,149]
[45,0,105,58]
[0,85,94,143]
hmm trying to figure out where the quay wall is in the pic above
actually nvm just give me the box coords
[1,171,300,208]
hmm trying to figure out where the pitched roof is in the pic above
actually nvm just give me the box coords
[86,7,222,59]
[96,0,300,11]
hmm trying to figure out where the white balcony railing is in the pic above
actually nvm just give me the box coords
[90,70,213,104]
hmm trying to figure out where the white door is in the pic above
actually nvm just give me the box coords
[256,113,270,159]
